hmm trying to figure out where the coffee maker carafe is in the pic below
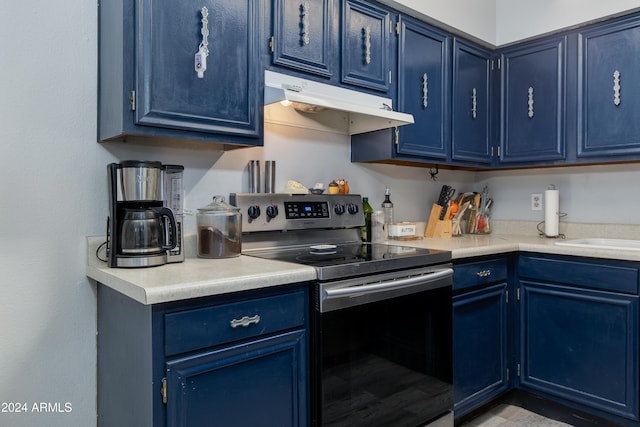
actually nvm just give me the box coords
[107,161,184,268]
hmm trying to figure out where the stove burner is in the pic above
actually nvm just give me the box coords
[309,244,337,255]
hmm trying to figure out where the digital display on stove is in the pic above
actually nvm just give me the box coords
[284,201,329,219]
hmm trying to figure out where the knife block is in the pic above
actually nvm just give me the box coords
[425,204,452,239]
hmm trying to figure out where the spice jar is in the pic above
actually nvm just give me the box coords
[197,196,242,258]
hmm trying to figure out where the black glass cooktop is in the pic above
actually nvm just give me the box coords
[244,242,451,281]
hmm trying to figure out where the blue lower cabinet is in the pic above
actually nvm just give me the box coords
[518,254,640,423]
[166,330,307,427]
[97,285,309,427]
[453,283,509,416]
[519,280,639,421]
[453,257,512,418]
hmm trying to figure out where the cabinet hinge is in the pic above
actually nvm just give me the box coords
[161,377,168,404]
[129,91,136,111]
[269,36,275,54]
[517,287,520,301]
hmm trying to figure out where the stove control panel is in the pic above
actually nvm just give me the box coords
[230,193,365,232]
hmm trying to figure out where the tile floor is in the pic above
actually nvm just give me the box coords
[460,404,574,426]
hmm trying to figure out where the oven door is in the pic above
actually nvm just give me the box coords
[312,266,454,427]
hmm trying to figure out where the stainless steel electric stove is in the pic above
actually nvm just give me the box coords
[230,193,454,427]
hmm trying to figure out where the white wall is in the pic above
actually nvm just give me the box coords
[2,1,640,426]
[495,0,640,44]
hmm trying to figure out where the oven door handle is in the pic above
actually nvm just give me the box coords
[323,267,453,300]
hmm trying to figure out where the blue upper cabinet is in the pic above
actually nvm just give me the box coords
[270,0,337,79]
[499,36,567,164]
[451,39,493,166]
[578,15,640,159]
[396,16,451,159]
[98,0,262,146]
[341,0,393,92]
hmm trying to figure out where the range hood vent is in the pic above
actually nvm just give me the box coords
[264,70,414,135]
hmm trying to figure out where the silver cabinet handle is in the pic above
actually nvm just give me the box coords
[363,26,371,65]
[194,6,209,78]
[422,73,428,108]
[301,2,310,46]
[471,87,477,119]
[230,314,261,328]
[476,269,491,278]
[527,87,534,118]
[613,70,621,106]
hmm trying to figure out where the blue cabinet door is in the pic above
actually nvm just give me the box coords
[452,39,492,165]
[453,283,509,416]
[499,37,566,164]
[166,329,308,427]
[396,15,451,159]
[519,281,639,421]
[341,0,392,92]
[135,0,261,139]
[271,0,336,79]
[578,15,640,158]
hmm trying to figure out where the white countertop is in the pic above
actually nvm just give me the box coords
[87,229,640,305]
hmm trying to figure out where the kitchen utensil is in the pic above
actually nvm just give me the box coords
[264,160,276,193]
[437,185,455,220]
[197,196,242,258]
[120,207,177,254]
[248,160,260,193]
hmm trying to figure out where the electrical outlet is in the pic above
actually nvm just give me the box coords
[531,193,542,211]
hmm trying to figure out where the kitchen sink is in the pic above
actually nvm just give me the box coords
[555,238,640,251]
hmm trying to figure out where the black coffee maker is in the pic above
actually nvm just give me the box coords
[107,161,184,268]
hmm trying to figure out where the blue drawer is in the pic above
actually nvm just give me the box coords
[454,258,508,291]
[519,255,639,294]
[164,290,306,356]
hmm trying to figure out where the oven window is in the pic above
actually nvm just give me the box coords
[314,286,453,427]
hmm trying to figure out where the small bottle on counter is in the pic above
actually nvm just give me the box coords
[360,197,374,242]
[381,187,394,238]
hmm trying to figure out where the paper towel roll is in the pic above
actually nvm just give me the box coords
[544,188,559,237]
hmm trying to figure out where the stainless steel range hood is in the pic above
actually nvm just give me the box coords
[264,70,414,135]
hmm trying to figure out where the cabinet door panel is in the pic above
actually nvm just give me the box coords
[272,0,335,78]
[500,37,566,163]
[452,39,492,164]
[342,0,391,92]
[166,330,307,427]
[453,283,509,414]
[578,17,640,157]
[520,281,639,420]
[397,17,450,159]
[136,0,260,137]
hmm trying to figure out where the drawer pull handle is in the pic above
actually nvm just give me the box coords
[476,269,491,278]
[230,314,261,328]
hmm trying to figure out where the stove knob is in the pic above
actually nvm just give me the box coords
[334,203,345,215]
[347,203,359,215]
[266,205,278,220]
[247,205,261,221]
